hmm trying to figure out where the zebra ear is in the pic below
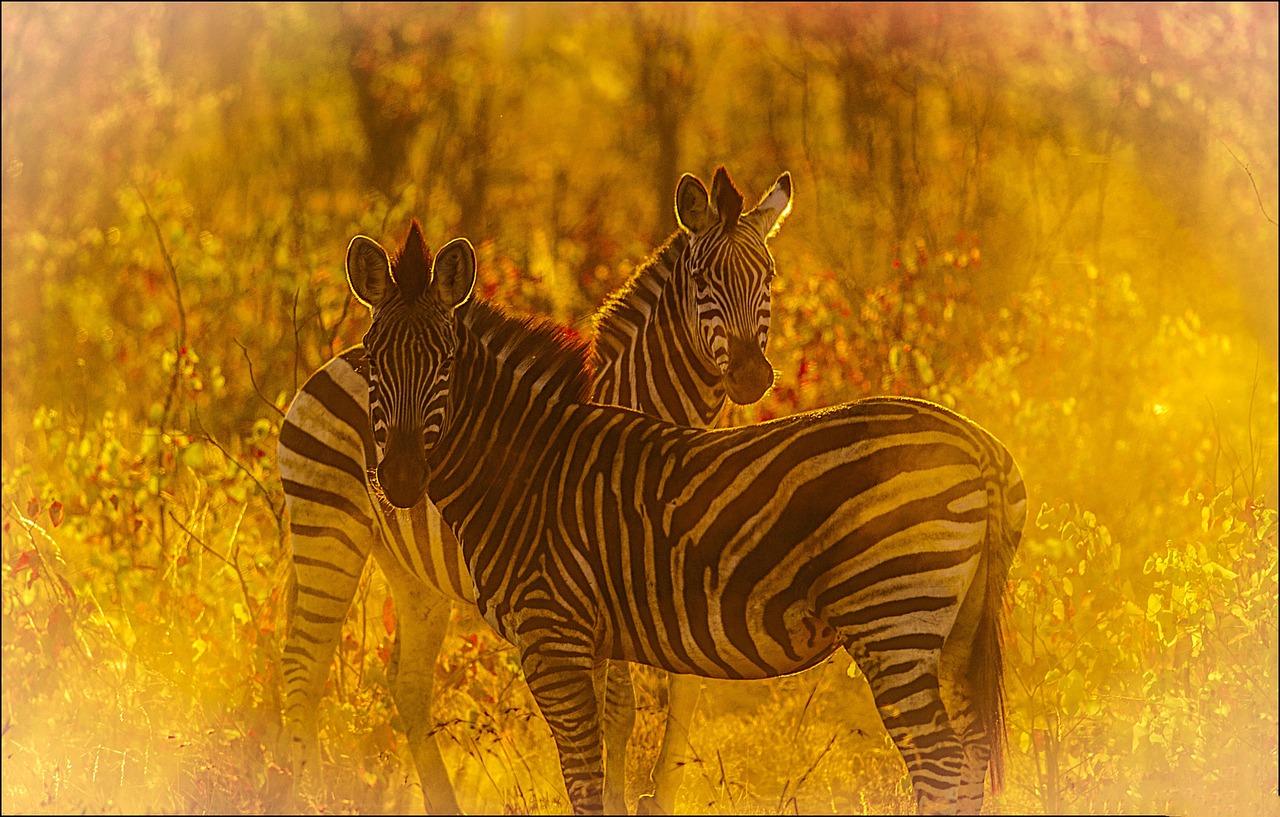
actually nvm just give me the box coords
[710,166,744,231]
[746,171,793,240]
[347,235,393,310]
[674,173,712,234]
[430,237,476,310]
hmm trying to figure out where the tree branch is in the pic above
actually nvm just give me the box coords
[1218,137,1278,227]
[235,338,285,418]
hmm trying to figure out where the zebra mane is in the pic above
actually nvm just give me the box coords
[590,230,689,355]
[460,298,595,403]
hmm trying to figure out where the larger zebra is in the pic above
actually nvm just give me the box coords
[346,226,1027,815]
[278,167,792,813]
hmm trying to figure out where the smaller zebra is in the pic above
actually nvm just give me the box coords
[347,231,1027,815]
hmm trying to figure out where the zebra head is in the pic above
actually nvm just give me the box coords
[675,166,792,406]
[346,221,476,509]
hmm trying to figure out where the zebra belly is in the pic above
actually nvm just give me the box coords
[606,588,842,680]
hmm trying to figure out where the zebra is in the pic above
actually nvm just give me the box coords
[346,227,1027,816]
[277,166,793,813]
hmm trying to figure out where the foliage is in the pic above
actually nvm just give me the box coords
[3,2,1277,814]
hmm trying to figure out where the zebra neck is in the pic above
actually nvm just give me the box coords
[590,232,726,427]
[423,301,588,545]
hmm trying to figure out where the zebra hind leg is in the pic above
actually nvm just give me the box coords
[938,562,994,815]
[940,473,1023,815]
[844,640,964,815]
[280,524,374,806]
[949,692,990,816]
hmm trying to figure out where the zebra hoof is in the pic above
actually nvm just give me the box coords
[636,794,668,815]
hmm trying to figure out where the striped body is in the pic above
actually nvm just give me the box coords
[279,168,792,813]
[445,382,1021,681]
[356,261,1025,814]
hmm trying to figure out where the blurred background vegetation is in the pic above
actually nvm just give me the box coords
[2,2,1276,814]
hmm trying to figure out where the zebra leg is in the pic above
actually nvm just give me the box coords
[846,642,963,815]
[941,476,1023,816]
[521,647,606,814]
[280,521,373,800]
[939,545,1007,814]
[947,689,989,816]
[939,625,990,816]
[600,660,636,814]
[636,672,702,815]
[376,539,462,814]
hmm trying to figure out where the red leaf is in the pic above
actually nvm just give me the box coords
[382,596,396,635]
[49,501,64,528]
[26,497,40,519]
[12,550,33,573]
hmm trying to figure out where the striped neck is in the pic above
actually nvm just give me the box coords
[589,231,726,427]
[422,300,600,581]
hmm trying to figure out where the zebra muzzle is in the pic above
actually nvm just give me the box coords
[723,337,774,405]
[377,428,429,509]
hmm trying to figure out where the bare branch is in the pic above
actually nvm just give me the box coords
[133,183,187,552]
[325,296,355,361]
[191,405,285,549]
[1218,137,1278,227]
[292,288,303,398]
[235,338,286,418]
[167,509,256,619]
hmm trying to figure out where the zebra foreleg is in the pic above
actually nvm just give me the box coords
[376,544,462,815]
[522,647,606,814]
[636,672,703,815]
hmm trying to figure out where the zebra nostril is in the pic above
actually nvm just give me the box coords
[377,456,427,508]
[378,427,428,508]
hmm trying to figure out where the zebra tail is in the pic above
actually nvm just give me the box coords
[970,453,1025,793]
